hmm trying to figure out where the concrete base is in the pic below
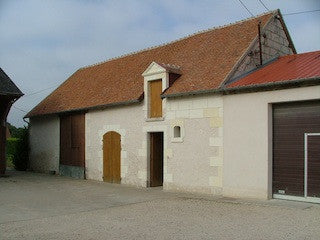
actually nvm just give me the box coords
[59,165,85,179]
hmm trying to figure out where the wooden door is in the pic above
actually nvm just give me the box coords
[150,132,163,187]
[60,114,85,168]
[103,131,121,183]
[149,80,163,118]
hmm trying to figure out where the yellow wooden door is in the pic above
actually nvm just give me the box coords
[149,80,163,118]
[103,131,121,183]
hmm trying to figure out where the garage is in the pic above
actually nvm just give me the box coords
[273,100,320,203]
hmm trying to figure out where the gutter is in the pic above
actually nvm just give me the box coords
[25,97,143,119]
[162,77,320,99]
[223,77,320,95]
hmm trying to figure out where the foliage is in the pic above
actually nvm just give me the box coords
[6,138,20,155]
[6,138,20,169]
[7,123,25,138]
[6,126,29,171]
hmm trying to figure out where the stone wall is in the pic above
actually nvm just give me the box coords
[165,94,224,195]
[229,15,294,81]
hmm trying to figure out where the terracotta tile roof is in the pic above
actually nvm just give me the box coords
[227,51,320,88]
[26,11,275,117]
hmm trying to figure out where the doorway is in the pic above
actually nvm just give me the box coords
[149,132,164,187]
[103,131,121,183]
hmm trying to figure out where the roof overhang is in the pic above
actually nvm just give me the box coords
[162,77,320,99]
[25,95,144,119]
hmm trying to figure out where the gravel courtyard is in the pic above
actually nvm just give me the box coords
[0,171,319,240]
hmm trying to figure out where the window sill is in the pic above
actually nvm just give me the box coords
[172,137,183,143]
[145,117,164,122]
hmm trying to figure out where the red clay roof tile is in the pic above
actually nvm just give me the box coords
[26,12,275,117]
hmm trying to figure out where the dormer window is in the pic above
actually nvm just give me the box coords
[149,79,163,118]
[142,61,181,121]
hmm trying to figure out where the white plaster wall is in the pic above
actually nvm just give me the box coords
[223,86,320,199]
[165,94,224,195]
[29,116,60,173]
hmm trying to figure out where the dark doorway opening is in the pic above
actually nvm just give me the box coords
[149,132,164,187]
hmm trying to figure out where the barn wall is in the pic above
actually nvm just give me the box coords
[223,86,320,199]
[165,94,224,195]
[85,104,147,186]
[29,116,60,173]
[85,93,224,196]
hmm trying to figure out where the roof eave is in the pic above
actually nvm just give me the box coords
[25,96,143,119]
[223,77,320,95]
[163,77,320,99]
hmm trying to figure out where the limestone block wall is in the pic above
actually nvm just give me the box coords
[223,86,320,199]
[29,116,60,173]
[230,15,294,80]
[165,94,224,195]
[85,104,148,186]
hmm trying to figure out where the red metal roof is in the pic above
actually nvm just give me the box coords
[227,51,320,88]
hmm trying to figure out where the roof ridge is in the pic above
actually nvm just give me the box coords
[79,10,278,70]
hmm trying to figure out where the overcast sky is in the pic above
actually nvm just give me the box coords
[1,0,319,127]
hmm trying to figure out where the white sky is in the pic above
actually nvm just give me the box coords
[0,0,319,127]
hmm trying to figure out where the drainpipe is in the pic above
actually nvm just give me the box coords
[258,21,263,66]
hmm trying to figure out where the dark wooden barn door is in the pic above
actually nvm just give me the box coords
[273,100,320,200]
[150,132,163,187]
[103,131,121,183]
[60,113,85,178]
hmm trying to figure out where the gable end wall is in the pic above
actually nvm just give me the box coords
[229,16,294,81]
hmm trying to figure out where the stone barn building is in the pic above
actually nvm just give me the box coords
[26,10,320,203]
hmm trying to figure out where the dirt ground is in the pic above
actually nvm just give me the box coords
[1,171,319,240]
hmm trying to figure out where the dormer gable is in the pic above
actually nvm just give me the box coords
[142,62,181,77]
[142,62,181,120]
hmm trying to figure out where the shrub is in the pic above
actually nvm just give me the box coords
[8,127,29,171]
[6,138,20,155]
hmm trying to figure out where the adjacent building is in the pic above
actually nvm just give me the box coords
[0,68,23,175]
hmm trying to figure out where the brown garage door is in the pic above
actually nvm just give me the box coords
[273,100,320,199]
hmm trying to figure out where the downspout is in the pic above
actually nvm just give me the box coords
[258,21,263,66]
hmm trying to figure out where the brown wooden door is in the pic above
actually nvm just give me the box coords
[150,132,163,187]
[149,80,163,118]
[103,131,121,183]
[307,135,320,198]
[60,113,85,169]
[273,100,320,197]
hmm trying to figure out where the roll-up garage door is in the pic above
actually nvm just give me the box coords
[273,100,320,202]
